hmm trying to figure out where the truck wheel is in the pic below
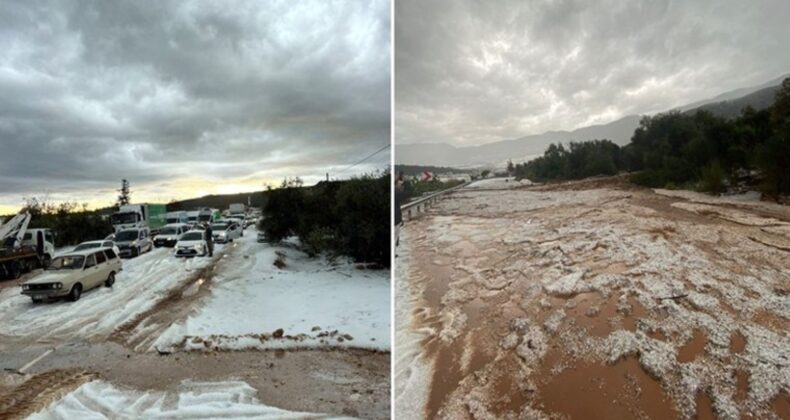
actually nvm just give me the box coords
[9,262,21,280]
[69,284,82,302]
[41,254,51,268]
[105,272,115,287]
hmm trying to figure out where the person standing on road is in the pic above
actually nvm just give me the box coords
[204,222,214,257]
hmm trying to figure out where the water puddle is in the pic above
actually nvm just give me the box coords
[730,331,746,354]
[621,296,647,332]
[563,293,615,337]
[771,391,790,418]
[678,329,706,363]
[535,356,678,419]
[489,358,530,416]
[695,392,715,420]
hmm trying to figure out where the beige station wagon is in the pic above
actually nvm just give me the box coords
[21,247,122,303]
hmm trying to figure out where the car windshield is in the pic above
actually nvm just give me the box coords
[74,243,100,251]
[110,212,138,225]
[115,230,139,241]
[188,216,197,222]
[211,223,228,230]
[181,232,203,241]
[159,227,178,235]
[47,255,85,270]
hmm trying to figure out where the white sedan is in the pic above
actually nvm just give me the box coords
[72,240,120,257]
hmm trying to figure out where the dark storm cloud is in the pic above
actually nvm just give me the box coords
[0,0,389,208]
[395,0,790,146]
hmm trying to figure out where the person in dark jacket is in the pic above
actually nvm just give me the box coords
[204,223,214,257]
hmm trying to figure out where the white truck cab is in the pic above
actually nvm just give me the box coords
[21,229,56,263]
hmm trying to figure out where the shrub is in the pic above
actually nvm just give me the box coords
[260,172,391,268]
[700,160,726,194]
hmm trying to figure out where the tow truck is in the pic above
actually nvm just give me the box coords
[0,212,55,280]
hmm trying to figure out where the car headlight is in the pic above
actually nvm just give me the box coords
[55,282,62,289]
[21,284,29,290]
[132,240,138,246]
[193,244,203,251]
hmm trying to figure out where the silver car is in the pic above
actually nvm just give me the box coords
[114,228,153,258]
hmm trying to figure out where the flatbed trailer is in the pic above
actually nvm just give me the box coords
[0,245,41,280]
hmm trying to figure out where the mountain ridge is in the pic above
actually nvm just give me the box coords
[396,73,788,168]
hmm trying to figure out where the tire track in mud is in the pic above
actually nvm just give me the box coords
[0,369,96,419]
[109,244,237,352]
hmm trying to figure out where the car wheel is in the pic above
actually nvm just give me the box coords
[69,283,82,302]
[132,247,139,257]
[105,272,115,287]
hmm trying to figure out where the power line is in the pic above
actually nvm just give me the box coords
[335,143,391,176]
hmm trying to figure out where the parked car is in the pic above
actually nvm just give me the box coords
[153,223,190,248]
[256,231,267,243]
[73,240,120,256]
[210,222,241,243]
[114,228,153,258]
[226,217,246,234]
[174,230,209,258]
[21,247,122,302]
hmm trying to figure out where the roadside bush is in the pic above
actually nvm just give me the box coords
[260,172,391,268]
[700,160,726,194]
[259,178,305,242]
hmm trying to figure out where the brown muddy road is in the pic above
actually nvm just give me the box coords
[0,238,390,419]
[396,176,789,419]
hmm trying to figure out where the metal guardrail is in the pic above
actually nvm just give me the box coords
[399,181,471,221]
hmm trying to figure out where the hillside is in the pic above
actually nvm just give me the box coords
[166,191,269,212]
[396,115,640,168]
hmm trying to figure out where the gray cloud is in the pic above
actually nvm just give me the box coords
[395,0,790,146]
[0,0,389,209]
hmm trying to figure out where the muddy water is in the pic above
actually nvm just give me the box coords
[771,392,790,419]
[695,392,716,420]
[730,331,746,353]
[404,182,790,419]
[678,329,707,363]
[410,226,683,418]
[536,356,678,419]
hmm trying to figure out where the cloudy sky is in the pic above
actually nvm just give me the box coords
[396,0,790,146]
[0,0,389,213]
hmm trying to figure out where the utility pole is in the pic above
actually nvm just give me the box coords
[117,179,130,207]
